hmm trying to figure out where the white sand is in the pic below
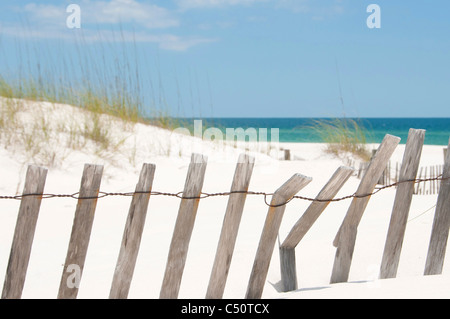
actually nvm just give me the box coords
[0,98,449,299]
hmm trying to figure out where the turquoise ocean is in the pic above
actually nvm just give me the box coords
[185,118,450,146]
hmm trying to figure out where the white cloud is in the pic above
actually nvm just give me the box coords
[24,3,65,20]
[20,0,179,29]
[84,0,179,29]
[274,0,345,16]
[80,30,218,51]
[155,34,218,51]
[175,0,345,18]
[0,24,216,51]
[21,3,67,28]
[1,1,217,51]
[274,0,310,13]
[176,0,269,10]
[0,24,68,40]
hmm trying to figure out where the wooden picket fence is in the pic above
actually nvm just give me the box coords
[1,128,449,299]
[414,164,445,195]
[358,161,445,194]
[357,149,446,195]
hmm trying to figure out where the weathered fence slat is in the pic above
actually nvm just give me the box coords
[206,154,255,299]
[424,139,450,276]
[279,246,297,292]
[330,134,400,284]
[279,166,354,292]
[160,153,208,299]
[1,165,48,299]
[415,167,423,194]
[245,173,312,299]
[432,165,436,195]
[380,129,425,279]
[109,163,156,299]
[57,164,103,299]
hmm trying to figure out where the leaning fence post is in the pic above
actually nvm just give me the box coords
[1,165,47,299]
[330,134,400,284]
[279,166,354,292]
[380,129,425,279]
[57,164,103,299]
[109,163,156,299]
[245,173,312,299]
[424,138,450,276]
[160,153,208,299]
[206,154,255,299]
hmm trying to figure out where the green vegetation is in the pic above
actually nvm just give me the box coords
[310,118,372,161]
[0,32,192,167]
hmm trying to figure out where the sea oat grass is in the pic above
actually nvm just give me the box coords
[310,118,371,161]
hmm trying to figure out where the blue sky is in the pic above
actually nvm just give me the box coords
[0,0,450,118]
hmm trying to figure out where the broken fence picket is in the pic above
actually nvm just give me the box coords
[1,131,450,299]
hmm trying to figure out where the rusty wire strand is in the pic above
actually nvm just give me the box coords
[0,175,447,208]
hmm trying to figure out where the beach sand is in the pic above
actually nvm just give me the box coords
[0,99,448,299]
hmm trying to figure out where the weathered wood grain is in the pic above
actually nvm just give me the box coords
[160,153,208,299]
[424,138,450,276]
[245,173,312,299]
[279,246,297,292]
[279,166,354,291]
[109,163,156,299]
[380,129,425,279]
[330,134,400,284]
[206,154,255,299]
[282,166,355,249]
[57,164,103,299]
[1,165,47,299]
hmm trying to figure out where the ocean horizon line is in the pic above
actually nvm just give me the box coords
[147,117,450,146]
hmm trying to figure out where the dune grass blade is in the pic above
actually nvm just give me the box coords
[309,118,371,161]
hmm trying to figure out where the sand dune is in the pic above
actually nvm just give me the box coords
[0,98,448,299]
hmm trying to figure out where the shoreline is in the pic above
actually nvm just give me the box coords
[173,117,450,147]
[0,98,449,299]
